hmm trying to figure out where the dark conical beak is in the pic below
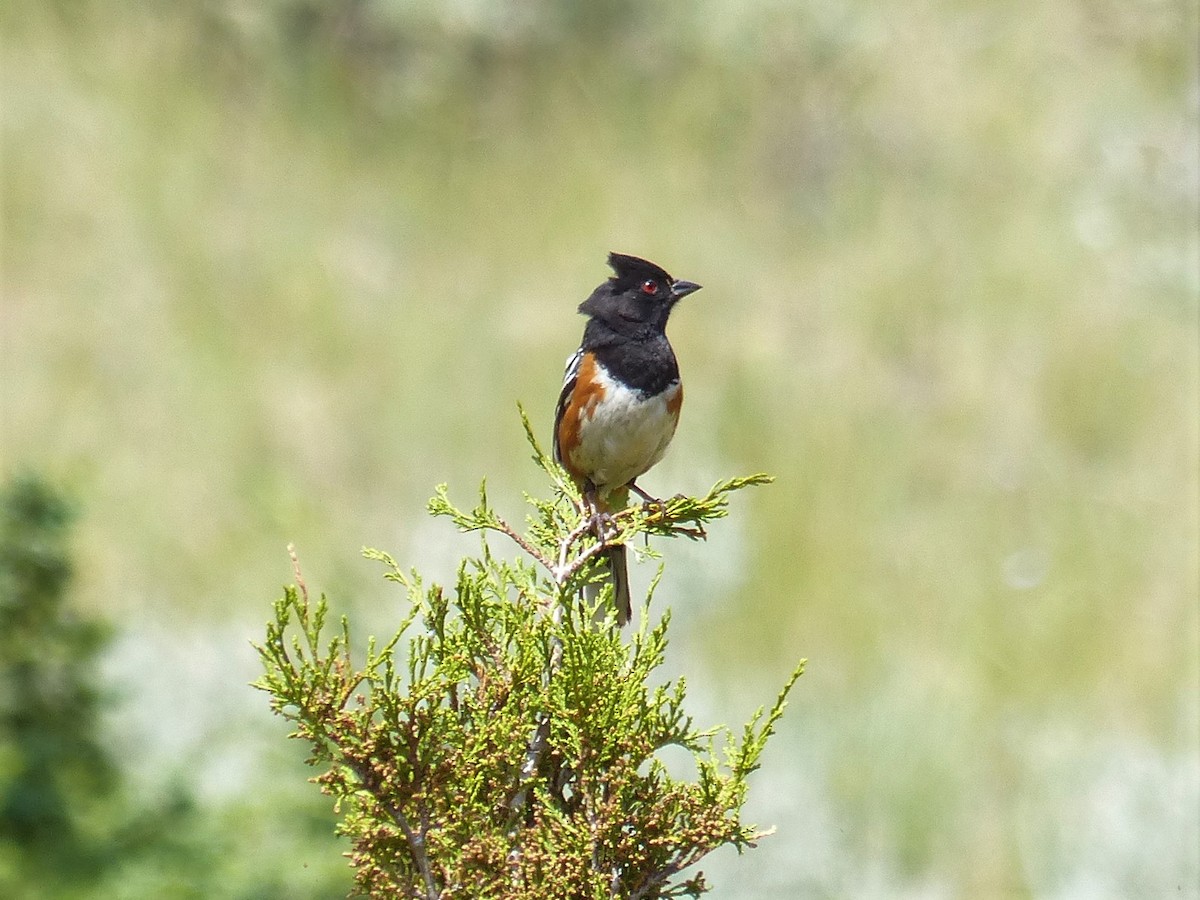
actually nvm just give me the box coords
[670,279,702,299]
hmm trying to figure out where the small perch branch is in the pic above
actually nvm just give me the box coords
[350,761,440,900]
[510,510,589,814]
[493,517,555,572]
[287,542,309,603]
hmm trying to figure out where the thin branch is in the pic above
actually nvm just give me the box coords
[558,517,595,573]
[616,503,707,540]
[351,761,440,900]
[627,846,709,900]
[512,502,629,813]
[553,537,612,584]
[513,504,614,807]
[287,542,309,604]
[492,516,555,572]
[508,599,564,813]
[508,508,592,820]
[510,504,606,820]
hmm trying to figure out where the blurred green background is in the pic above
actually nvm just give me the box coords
[3,0,1197,897]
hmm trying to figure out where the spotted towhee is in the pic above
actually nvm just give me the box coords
[553,252,702,625]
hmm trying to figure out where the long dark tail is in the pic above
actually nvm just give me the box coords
[609,543,631,627]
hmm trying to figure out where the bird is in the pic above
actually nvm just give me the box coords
[552,252,702,625]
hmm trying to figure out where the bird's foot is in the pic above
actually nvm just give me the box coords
[628,481,662,506]
[629,481,680,520]
[581,486,618,541]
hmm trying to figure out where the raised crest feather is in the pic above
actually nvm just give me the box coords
[606,252,674,285]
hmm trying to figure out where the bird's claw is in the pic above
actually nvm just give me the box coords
[581,487,618,541]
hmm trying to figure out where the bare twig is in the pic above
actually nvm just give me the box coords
[558,517,595,571]
[627,847,708,900]
[492,517,555,572]
[552,537,612,584]
[510,512,590,814]
[287,542,308,603]
[348,760,441,900]
[508,599,564,813]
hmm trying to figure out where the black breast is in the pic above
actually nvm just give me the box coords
[590,334,680,397]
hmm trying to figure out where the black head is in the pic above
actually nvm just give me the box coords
[577,252,701,338]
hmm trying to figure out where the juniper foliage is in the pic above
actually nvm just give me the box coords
[256,412,803,898]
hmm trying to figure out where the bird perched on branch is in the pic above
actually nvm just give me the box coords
[553,252,701,625]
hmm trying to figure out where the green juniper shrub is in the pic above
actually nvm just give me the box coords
[257,412,803,899]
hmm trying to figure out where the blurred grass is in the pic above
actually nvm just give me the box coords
[2,0,1197,897]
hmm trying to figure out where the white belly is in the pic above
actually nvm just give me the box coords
[573,368,680,494]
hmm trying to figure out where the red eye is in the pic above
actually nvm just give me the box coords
[640,279,658,295]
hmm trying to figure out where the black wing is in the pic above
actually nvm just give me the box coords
[552,348,583,465]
